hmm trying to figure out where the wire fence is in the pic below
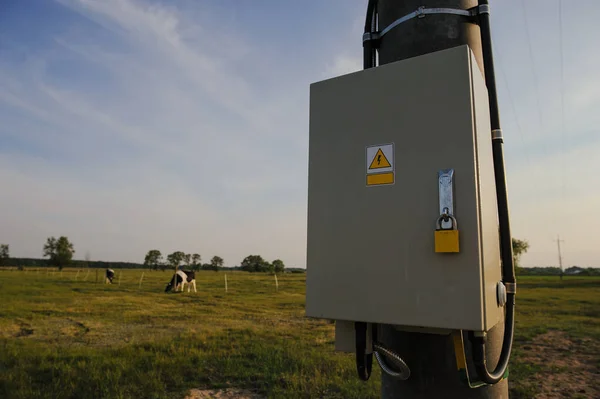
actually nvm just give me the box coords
[0,267,296,294]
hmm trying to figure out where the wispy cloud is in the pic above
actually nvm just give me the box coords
[0,0,314,266]
[324,54,362,79]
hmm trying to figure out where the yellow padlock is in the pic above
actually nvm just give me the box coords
[435,215,460,253]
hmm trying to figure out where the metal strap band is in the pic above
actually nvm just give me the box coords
[491,129,503,141]
[505,282,517,294]
[362,32,378,43]
[363,5,488,43]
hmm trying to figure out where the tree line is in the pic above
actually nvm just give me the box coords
[0,238,288,274]
[143,250,223,271]
[517,266,600,276]
[143,250,285,274]
[1,237,92,270]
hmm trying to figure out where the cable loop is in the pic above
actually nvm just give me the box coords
[374,343,411,380]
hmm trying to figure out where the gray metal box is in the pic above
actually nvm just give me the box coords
[306,45,502,332]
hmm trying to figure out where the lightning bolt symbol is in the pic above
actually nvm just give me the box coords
[377,154,381,165]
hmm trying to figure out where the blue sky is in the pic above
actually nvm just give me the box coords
[0,0,598,268]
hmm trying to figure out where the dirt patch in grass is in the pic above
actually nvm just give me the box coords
[185,388,263,399]
[15,326,34,337]
[12,319,34,338]
[519,330,600,399]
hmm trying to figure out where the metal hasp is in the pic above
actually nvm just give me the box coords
[306,45,503,334]
[438,169,455,229]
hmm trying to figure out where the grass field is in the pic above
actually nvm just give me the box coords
[0,269,598,398]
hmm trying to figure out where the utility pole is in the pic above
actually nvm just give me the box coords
[374,1,508,398]
[555,235,564,280]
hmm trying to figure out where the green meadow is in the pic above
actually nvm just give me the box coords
[0,269,598,398]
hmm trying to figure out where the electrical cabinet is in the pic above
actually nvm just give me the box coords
[305,45,503,333]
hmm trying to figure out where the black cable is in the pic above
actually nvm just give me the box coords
[363,0,378,69]
[371,0,378,68]
[470,0,516,385]
[478,0,515,284]
[470,295,515,384]
[355,322,373,380]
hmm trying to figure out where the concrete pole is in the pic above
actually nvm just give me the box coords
[375,1,508,398]
[377,0,484,72]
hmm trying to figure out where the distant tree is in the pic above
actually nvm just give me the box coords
[166,251,186,270]
[210,256,224,271]
[183,253,191,267]
[43,236,75,271]
[565,266,583,276]
[272,259,285,274]
[241,255,270,273]
[191,254,202,271]
[0,244,9,266]
[144,250,163,270]
[587,267,600,276]
[512,238,530,274]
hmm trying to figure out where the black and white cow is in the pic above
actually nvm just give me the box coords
[165,270,196,293]
[105,268,115,284]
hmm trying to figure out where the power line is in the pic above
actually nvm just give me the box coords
[520,0,545,145]
[558,0,566,203]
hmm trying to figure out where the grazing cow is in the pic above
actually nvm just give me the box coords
[105,268,115,284]
[165,270,196,293]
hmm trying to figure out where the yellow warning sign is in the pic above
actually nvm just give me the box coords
[366,143,395,187]
[368,149,391,170]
